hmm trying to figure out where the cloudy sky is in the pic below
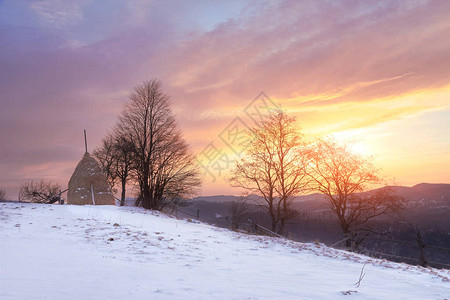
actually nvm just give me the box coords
[1,0,449,199]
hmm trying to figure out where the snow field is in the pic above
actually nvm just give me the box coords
[0,203,449,299]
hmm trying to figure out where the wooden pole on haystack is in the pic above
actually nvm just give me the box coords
[84,129,88,153]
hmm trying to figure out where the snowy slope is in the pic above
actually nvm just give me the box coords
[0,203,448,300]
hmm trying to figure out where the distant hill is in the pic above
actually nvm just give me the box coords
[112,183,450,229]
[391,183,450,205]
[194,183,450,215]
[193,195,240,203]
[390,183,450,227]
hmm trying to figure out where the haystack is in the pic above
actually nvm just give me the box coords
[67,152,114,205]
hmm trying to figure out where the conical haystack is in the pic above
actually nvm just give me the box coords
[67,152,114,205]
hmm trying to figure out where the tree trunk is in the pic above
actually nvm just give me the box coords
[269,209,277,233]
[278,219,285,235]
[120,178,126,206]
[141,183,152,209]
[337,216,352,249]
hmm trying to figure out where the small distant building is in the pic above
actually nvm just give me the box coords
[67,152,114,205]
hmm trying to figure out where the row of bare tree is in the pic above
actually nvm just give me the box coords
[92,79,403,248]
[230,111,404,248]
[11,79,403,249]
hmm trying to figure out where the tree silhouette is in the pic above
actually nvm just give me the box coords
[114,79,201,210]
[307,138,404,249]
[94,134,134,206]
[230,111,310,234]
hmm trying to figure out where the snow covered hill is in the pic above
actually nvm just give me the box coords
[1,203,449,299]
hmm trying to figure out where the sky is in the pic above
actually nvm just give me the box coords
[0,0,449,199]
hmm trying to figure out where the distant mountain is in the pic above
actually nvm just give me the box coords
[127,183,450,228]
[392,183,450,205]
[196,183,450,209]
[190,183,450,227]
[193,195,240,203]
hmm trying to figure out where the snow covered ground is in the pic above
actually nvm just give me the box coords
[0,203,449,299]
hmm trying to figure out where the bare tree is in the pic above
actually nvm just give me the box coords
[94,136,118,192]
[0,188,6,201]
[94,134,135,206]
[229,111,310,234]
[115,79,201,210]
[230,197,249,231]
[113,136,135,206]
[19,180,61,203]
[307,139,404,249]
